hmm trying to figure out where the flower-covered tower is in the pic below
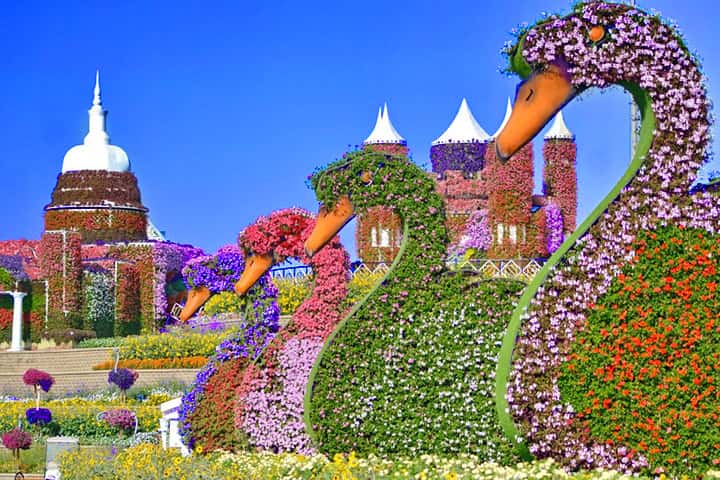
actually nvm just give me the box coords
[357,103,405,263]
[542,111,577,237]
[432,98,491,244]
[43,72,148,244]
[485,100,535,257]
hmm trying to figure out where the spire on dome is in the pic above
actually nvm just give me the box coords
[492,97,513,139]
[61,72,130,173]
[544,110,574,140]
[432,98,490,145]
[363,102,406,145]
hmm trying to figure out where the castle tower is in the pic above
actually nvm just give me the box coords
[43,72,149,243]
[485,99,535,258]
[542,111,577,237]
[430,98,490,176]
[357,103,405,263]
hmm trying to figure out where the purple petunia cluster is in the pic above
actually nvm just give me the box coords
[108,368,138,391]
[25,407,52,425]
[545,203,563,254]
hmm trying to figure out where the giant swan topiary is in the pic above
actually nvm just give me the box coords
[288,150,526,461]
[493,2,719,477]
[233,207,349,454]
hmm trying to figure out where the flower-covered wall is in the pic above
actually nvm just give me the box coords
[543,139,577,236]
[41,231,82,331]
[430,141,486,176]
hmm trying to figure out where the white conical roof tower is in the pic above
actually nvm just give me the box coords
[544,110,574,140]
[432,98,490,145]
[62,71,130,173]
[363,103,406,145]
[492,97,513,139]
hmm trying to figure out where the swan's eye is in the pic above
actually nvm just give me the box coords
[589,25,605,43]
[525,88,535,102]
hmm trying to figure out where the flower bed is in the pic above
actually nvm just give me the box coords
[92,356,208,370]
[57,443,664,480]
[118,330,231,360]
[0,399,159,438]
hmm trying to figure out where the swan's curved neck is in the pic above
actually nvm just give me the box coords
[495,81,655,460]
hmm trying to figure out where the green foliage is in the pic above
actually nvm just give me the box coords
[203,291,245,316]
[0,441,46,474]
[82,270,115,338]
[119,329,232,360]
[76,336,124,348]
[274,276,312,315]
[559,226,720,477]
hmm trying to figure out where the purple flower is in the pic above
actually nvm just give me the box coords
[108,368,138,391]
[102,408,136,431]
[25,407,52,425]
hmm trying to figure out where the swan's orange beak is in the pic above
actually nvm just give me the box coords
[179,286,211,321]
[496,64,576,161]
[234,254,274,296]
[304,195,355,257]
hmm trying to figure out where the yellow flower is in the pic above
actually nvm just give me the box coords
[444,472,458,480]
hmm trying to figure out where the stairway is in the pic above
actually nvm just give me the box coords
[0,348,199,396]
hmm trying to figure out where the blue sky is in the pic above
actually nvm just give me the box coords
[0,0,718,258]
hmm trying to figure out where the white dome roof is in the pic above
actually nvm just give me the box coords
[432,98,490,145]
[544,110,574,140]
[61,71,130,173]
[363,103,406,145]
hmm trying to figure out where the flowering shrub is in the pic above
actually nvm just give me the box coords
[93,356,208,370]
[22,368,54,393]
[102,408,136,432]
[273,276,312,314]
[108,368,138,400]
[559,226,720,477]
[202,291,244,315]
[1,428,32,469]
[430,141,486,175]
[496,2,718,477]
[306,150,525,459]
[119,329,231,360]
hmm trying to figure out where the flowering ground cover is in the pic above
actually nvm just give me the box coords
[56,443,669,480]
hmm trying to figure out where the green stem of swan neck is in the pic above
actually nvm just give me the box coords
[494,82,656,460]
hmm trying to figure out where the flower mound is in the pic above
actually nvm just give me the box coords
[25,407,52,425]
[1,428,32,450]
[102,408,136,431]
[235,207,349,454]
[559,226,720,477]
[108,368,138,391]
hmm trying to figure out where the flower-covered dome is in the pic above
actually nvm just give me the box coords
[432,98,490,145]
[61,71,130,173]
